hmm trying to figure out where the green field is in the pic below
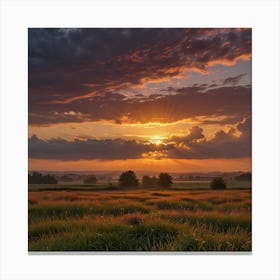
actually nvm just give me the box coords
[28,183,251,252]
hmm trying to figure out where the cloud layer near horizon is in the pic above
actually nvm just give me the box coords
[29,118,251,160]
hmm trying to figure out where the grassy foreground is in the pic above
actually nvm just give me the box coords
[28,187,251,252]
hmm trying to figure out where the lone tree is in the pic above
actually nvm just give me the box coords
[119,170,139,187]
[159,173,173,188]
[210,177,227,190]
[83,175,97,184]
[142,175,158,188]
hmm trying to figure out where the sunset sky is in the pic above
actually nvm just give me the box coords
[28,28,251,172]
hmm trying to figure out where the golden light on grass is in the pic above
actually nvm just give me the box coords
[28,188,252,251]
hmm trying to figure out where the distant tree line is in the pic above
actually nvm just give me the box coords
[28,172,57,184]
[28,172,101,185]
[176,172,252,182]
[83,175,97,184]
[118,170,227,190]
[28,170,235,190]
[118,170,173,188]
[60,175,74,182]
[142,175,158,188]
[234,172,251,181]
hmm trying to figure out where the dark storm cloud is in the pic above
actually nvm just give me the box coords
[29,28,251,124]
[222,73,247,85]
[29,118,251,160]
[29,85,251,125]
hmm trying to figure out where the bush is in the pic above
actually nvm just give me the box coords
[159,173,173,188]
[119,170,139,187]
[210,177,227,190]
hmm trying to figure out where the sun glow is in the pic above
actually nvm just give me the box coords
[154,139,162,145]
[150,135,165,146]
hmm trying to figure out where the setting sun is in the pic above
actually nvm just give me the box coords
[150,136,164,146]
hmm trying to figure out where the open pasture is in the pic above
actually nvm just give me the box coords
[28,188,251,252]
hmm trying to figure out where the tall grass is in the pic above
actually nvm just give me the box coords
[28,188,251,251]
[29,204,149,222]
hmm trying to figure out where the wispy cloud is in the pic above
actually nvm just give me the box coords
[222,73,247,85]
[29,85,251,126]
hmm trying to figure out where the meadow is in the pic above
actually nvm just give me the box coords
[28,183,251,252]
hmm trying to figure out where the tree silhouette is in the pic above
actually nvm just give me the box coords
[159,173,173,188]
[235,172,252,181]
[210,177,227,189]
[43,174,57,184]
[28,172,57,184]
[119,170,139,187]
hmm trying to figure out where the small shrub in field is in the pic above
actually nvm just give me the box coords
[210,177,227,190]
